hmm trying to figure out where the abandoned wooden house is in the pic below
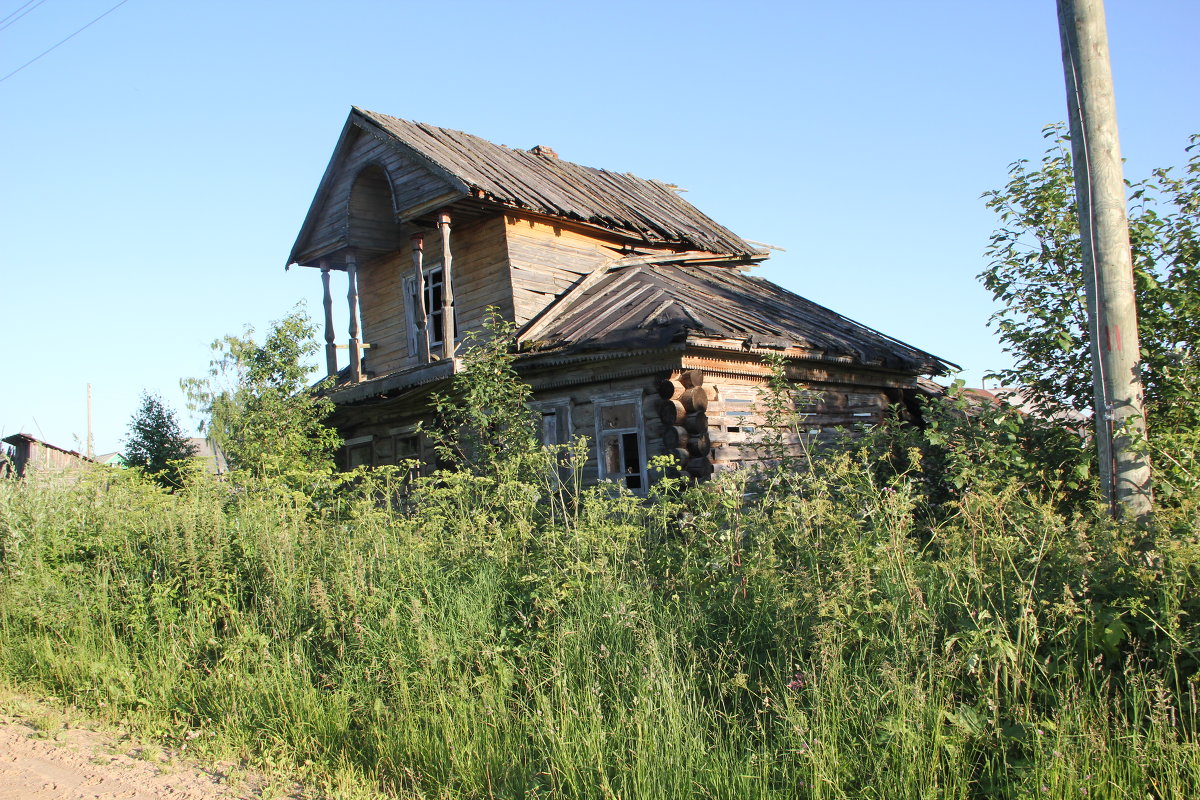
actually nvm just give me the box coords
[286,108,955,487]
[2,433,94,480]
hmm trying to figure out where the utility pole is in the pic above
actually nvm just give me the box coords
[1057,0,1152,523]
[86,383,95,459]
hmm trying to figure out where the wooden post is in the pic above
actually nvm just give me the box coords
[437,210,456,360]
[1058,0,1153,524]
[411,234,431,363]
[86,383,94,459]
[320,262,337,377]
[345,250,362,383]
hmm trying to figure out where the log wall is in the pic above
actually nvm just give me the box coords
[329,356,907,486]
[657,364,895,477]
[329,370,665,486]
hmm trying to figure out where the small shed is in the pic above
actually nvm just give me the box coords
[2,433,93,480]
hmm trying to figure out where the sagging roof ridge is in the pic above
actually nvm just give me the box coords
[518,257,958,376]
[352,108,763,257]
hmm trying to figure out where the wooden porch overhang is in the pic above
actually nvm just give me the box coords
[325,358,456,407]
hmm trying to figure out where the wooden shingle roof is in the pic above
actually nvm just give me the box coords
[355,108,761,257]
[521,262,956,375]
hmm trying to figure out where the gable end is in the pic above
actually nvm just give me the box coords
[287,112,467,267]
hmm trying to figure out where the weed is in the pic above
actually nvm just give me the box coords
[1,345,1198,797]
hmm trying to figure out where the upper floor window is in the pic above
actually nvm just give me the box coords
[405,265,458,353]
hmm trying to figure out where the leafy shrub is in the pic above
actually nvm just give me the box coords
[1,315,1198,798]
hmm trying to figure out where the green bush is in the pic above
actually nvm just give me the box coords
[1,430,1197,798]
[1,318,1197,798]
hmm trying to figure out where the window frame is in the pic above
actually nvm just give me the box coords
[388,424,430,479]
[531,400,574,483]
[592,392,648,493]
[405,262,459,355]
[344,434,374,469]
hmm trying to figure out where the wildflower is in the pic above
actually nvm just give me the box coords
[787,671,807,691]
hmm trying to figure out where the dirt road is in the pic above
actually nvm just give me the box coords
[0,693,303,800]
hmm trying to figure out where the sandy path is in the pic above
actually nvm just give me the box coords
[0,694,304,800]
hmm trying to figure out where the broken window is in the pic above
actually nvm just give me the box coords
[594,395,647,492]
[405,265,458,354]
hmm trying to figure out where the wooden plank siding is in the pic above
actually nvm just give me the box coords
[356,215,513,376]
[291,125,460,266]
[504,216,620,326]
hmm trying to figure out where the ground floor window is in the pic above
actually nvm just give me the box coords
[594,394,647,492]
[344,435,374,468]
[389,425,438,478]
[532,401,573,483]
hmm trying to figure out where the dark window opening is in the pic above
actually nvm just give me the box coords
[347,444,372,468]
[595,397,646,492]
[621,432,642,489]
[409,266,458,348]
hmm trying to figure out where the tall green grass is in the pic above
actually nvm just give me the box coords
[0,453,1197,798]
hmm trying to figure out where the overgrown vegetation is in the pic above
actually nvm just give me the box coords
[428,311,542,479]
[1,316,1197,799]
[181,306,340,488]
[981,127,1200,499]
[122,392,198,490]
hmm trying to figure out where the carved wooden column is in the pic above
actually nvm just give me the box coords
[345,250,362,383]
[411,234,431,364]
[437,210,456,360]
[320,261,337,377]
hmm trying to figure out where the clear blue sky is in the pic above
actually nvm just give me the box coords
[2,1,1196,455]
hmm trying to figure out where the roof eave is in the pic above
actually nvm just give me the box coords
[684,335,957,377]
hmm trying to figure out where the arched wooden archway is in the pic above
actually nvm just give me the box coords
[347,164,401,254]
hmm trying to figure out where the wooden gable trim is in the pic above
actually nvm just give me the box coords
[288,109,473,268]
[351,107,472,205]
[287,115,361,267]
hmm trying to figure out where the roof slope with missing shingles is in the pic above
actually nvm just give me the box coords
[523,262,956,375]
[356,108,761,257]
